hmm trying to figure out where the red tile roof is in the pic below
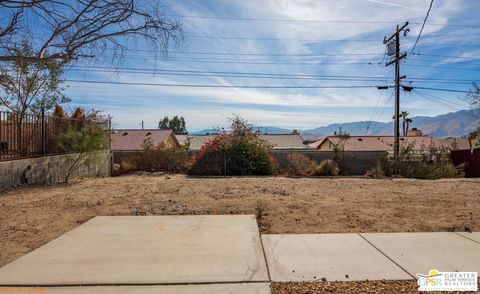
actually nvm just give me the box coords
[111,129,176,151]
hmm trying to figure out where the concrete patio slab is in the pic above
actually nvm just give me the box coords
[457,232,480,244]
[360,232,480,277]
[8,283,271,294]
[261,234,412,282]
[0,215,269,286]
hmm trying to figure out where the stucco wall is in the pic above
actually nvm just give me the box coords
[0,150,111,191]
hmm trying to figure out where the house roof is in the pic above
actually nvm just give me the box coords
[175,134,192,146]
[308,140,324,149]
[188,134,308,150]
[312,135,445,152]
[260,134,307,149]
[437,137,478,151]
[111,129,177,151]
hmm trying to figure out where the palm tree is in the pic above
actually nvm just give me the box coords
[400,111,412,136]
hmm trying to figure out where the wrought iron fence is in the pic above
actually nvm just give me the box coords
[0,110,110,161]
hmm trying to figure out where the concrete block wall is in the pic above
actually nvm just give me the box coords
[0,150,111,191]
[112,149,384,176]
[272,150,386,175]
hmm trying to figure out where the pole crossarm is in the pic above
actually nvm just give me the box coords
[386,53,407,66]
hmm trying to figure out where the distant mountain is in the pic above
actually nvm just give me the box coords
[302,110,480,139]
[190,126,292,135]
[189,110,479,139]
[190,129,218,135]
[256,126,292,134]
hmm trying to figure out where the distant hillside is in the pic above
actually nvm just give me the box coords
[190,126,292,135]
[189,110,479,139]
[302,110,479,139]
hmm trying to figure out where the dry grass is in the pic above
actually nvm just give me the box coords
[1,174,479,267]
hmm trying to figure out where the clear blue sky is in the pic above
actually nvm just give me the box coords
[64,0,480,131]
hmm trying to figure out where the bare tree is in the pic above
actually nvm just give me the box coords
[466,82,479,112]
[0,0,183,63]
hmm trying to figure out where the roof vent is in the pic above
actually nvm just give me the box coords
[122,132,128,136]
[146,132,152,136]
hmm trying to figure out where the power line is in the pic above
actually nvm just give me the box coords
[369,91,395,133]
[167,14,480,28]
[409,0,434,55]
[403,64,480,71]
[69,66,387,79]
[413,91,477,117]
[187,35,380,42]
[415,89,469,108]
[415,91,461,112]
[365,67,395,134]
[414,86,472,93]
[365,87,386,135]
[64,79,385,89]
[68,65,479,83]
[100,55,381,66]
[167,14,409,24]
[412,53,480,60]
[138,50,386,57]
[67,67,392,82]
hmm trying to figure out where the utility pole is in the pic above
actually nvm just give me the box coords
[383,22,409,173]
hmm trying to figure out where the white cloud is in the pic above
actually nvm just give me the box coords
[65,0,475,129]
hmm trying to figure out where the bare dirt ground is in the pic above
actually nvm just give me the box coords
[1,173,479,272]
[271,280,478,294]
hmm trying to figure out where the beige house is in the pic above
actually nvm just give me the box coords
[111,129,179,151]
[311,135,445,152]
[188,134,308,151]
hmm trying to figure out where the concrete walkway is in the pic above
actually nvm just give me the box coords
[0,215,270,293]
[262,232,480,282]
[0,215,479,293]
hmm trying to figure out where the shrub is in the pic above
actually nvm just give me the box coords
[382,141,459,179]
[120,160,137,173]
[130,138,188,172]
[364,164,385,178]
[287,152,316,176]
[311,159,338,176]
[332,130,351,175]
[56,124,107,183]
[188,116,276,176]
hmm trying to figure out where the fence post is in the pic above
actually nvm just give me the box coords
[41,107,46,156]
[108,115,112,150]
[224,153,227,177]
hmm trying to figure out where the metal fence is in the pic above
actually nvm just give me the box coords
[0,110,110,161]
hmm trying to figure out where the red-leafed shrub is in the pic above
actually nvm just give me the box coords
[188,116,277,175]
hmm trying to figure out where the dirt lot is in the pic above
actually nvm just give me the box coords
[1,174,479,269]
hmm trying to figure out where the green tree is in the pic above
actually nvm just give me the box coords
[158,115,187,134]
[0,42,69,113]
[0,41,69,155]
[400,111,412,136]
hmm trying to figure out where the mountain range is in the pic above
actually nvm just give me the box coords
[191,109,480,139]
